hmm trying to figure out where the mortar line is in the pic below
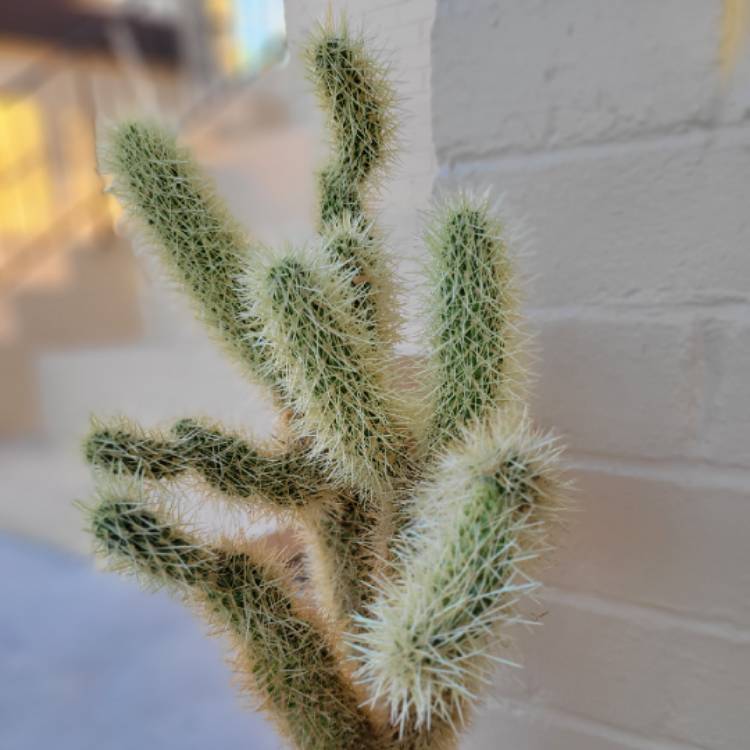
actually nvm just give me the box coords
[543,585,750,644]
[439,120,750,176]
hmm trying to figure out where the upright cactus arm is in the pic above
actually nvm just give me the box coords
[88,490,379,750]
[307,20,397,229]
[352,411,565,733]
[84,418,330,509]
[246,249,409,497]
[261,21,403,630]
[104,123,275,388]
[308,22,400,355]
[424,196,523,455]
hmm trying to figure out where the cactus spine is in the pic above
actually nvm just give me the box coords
[81,17,566,750]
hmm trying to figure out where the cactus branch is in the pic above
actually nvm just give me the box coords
[307,20,397,229]
[104,122,275,388]
[85,419,387,627]
[303,488,382,622]
[90,491,216,588]
[351,411,564,733]
[246,249,408,496]
[425,196,522,454]
[321,216,399,348]
[85,418,329,509]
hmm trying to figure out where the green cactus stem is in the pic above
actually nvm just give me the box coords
[104,122,274,387]
[307,19,396,229]
[85,418,329,509]
[246,250,409,497]
[424,196,523,455]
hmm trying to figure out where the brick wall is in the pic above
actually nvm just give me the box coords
[432,2,750,748]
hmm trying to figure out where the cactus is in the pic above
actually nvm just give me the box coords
[81,17,567,750]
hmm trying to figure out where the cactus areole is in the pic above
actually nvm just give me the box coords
[82,16,567,750]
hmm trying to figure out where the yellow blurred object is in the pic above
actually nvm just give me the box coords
[720,0,749,78]
[60,106,98,209]
[206,0,240,75]
[59,105,116,228]
[0,96,52,240]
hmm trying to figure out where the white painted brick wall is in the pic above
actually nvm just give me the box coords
[432,1,750,748]
[432,0,745,161]
[547,468,750,627]
[282,0,749,747]
[531,312,701,459]
[518,596,749,750]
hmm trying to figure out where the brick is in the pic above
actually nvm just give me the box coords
[432,0,722,159]
[547,469,750,627]
[699,318,750,468]
[515,598,750,750]
[531,313,699,459]
[438,133,750,307]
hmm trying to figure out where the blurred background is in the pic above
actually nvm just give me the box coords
[1,1,749,749]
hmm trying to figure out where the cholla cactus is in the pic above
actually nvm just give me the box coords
[82,17,567,750]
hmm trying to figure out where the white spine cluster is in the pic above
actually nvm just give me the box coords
[352,410,565,732]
